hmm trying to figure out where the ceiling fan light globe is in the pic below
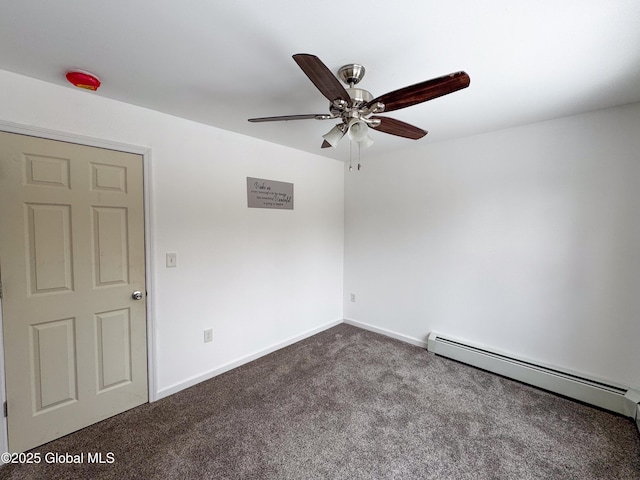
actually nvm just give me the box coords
[348,119,369,142]
[322,124,347,148]
[358,135,374,149]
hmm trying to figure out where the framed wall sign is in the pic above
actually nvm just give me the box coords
[247,177,294,210]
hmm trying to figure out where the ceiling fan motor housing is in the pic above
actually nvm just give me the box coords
[330,87,374,118]
[347,87,373,106]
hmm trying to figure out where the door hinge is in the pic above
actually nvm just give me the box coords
[3,401,7,418]
[0,281,3,299]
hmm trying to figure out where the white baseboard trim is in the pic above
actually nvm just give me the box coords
[156,318,342,400]
[343,318,428,349]
[428,331,640,418]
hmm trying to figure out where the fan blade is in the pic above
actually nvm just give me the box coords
[293,54,351,106]
[366,71,470,113]
[248,114,332,122]
[370,116,427,139]
[321,140,332,148]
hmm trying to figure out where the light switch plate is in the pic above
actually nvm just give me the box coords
[204,328,213,343]
[166,253,177,268]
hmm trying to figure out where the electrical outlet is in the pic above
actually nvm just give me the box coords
[350,293,356,302]
[204,328,213,343]
[166,253,177,268]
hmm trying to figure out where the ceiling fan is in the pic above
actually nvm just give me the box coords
[248,54,470,149]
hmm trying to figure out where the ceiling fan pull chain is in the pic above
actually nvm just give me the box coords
[357,141,362,171]
[349,140,353,172]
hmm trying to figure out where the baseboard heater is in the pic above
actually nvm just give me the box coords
[427,333,640,424]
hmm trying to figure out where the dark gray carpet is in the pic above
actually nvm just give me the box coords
[2,324,639,479]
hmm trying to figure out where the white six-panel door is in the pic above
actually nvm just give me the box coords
[0,132,148,452]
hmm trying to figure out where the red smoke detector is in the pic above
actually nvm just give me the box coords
[66,70,101,91]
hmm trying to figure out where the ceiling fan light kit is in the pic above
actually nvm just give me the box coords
[347,119,368,142]
[357,134,374,149]
[248,53,470,155]
[345,118,374,150]
[322,123,347,148]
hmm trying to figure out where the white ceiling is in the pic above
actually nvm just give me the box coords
[1,1,639,160]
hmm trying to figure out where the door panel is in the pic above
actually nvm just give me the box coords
[95,308,132,391]
[92,207,129,286]
[31,317,78,412]
[0,131,148,452]
[26,203,74,294]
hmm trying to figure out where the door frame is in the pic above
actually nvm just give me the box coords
[0,120,157,455]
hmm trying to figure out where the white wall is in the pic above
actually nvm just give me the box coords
[345,102,640,387]
[0,69,344,398]
[2,64,638,398]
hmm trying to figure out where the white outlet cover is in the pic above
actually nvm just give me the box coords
[204,328,213,343]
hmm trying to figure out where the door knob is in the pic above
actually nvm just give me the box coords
[131,291,143,300]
